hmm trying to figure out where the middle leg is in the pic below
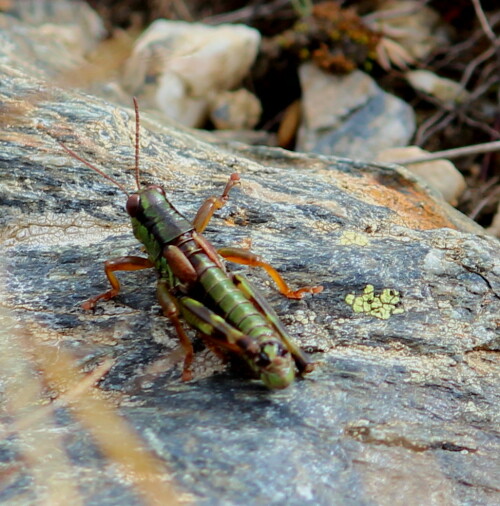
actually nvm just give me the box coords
[156,279,194,381]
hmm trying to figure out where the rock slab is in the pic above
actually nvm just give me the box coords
[0,6,499,506]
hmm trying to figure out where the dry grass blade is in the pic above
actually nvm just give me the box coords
[0,298,184,505]
[3,359,114,436]
[28,333,184,506]
[0,307,82,505]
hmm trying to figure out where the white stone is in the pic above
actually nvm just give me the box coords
[122,20,261,127]
[209,89,262,130]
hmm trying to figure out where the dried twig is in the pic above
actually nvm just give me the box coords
[391,140,500,165]
[414,66,500,145]
[468,177,500,219]
[471,0,500,82]
[458,113,500,140]
[471,0,499,47]
[460,46,495,87]
[414,108,451,146]
[202,0,291,24]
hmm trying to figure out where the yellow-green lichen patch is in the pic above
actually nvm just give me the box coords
[345,284,404,320]
[339,230,370,246]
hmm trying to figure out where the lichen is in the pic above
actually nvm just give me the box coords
[345,284,404,319]
[339,230,369,246]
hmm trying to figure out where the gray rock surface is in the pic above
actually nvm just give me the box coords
[0,6,499,506]
[296,65,416,159]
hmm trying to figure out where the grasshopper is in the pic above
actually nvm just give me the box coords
[59,99,322,389]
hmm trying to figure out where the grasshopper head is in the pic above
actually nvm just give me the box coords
[126,185,166,217]
[255,341,295,389]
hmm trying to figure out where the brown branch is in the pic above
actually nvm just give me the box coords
[413,68,500,145]
[457,112,500,140]
[471,0,500,71]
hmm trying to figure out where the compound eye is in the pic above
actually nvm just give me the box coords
[255,353,271,368]
[148,185,166,197]
[277,343,289,357]
[126,193,140,217]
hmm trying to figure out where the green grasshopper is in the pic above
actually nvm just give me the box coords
[59,99,322,389]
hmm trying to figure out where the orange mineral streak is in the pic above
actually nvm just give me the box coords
[334,172,458,231]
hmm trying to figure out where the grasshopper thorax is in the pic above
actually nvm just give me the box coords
[125,185,193,257]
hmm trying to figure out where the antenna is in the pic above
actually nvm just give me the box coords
[58,141,130,196]
[56,98,143,195]
[133,97,141,191]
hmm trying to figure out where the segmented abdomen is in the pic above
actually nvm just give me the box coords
[179,238,276,342]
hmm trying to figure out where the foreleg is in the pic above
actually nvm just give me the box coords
[192,173,240,233]
[82,256,154,310]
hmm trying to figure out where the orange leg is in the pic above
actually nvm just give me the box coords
[82,256,154,310]
[218,247,323,299]
[192,173,240,233]
[156,280,194,382]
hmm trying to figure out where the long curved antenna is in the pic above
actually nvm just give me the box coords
[133,97,141,191]
[58,140,130,197]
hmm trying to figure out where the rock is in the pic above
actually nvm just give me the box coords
[2,0,104,46]
[366,0,449,61]
[122,20,261,127]
[204,129,277,146]
[208,89,262,130]
[377,146,467,206]
[2,77,499,505]
[296,64,415,159]
[0,1,104,77]
[1,5,499,506]
[487,202,500,238]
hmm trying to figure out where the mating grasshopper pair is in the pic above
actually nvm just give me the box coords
[60,99,322,389]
